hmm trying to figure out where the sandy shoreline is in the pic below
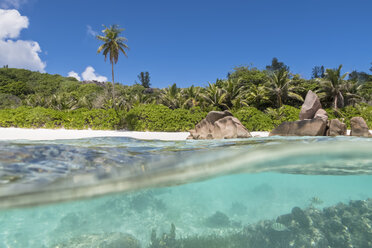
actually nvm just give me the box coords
[0,128,270,141]
[0,128,191,141]
[0,128,370,141]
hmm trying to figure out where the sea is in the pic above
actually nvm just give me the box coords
[0,136,372,248]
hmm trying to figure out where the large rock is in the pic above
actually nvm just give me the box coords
[213,116,252,139]
[205,110,233,124]
[299,90,322,120]
[350,117,371,137]
[188,110,251,139]
[269,118,327,136]
[314,109,328,122]
[328,119,347,136]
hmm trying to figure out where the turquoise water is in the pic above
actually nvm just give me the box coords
[0,136,372,247]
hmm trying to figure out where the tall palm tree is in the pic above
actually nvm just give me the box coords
[319,65,348,109]
[97,24,129,108]
[266,69,303,107]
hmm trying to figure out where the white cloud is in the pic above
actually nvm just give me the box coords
[0,9,28,39]
[80,66,107,82]
[86,25,97,37]
[0,38,46,72]
[0,0,28,9]
[67,71,81,81]
[0,9,46,72]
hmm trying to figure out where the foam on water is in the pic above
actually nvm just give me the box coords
[0,136,372,247]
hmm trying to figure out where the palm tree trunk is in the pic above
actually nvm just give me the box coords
[333,93,338,109]
[111,62,115,109]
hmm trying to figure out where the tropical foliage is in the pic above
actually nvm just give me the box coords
[0,107,123,129]
[1,58,371,131]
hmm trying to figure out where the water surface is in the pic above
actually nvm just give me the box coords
[0,136,372,247]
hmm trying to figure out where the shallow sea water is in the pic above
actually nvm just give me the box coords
[0,136,372,248]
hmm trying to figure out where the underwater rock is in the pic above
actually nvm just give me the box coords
[128,191,166,213]
[188,110,251,139]
[299,90,322,120]
[269,118,327,136]
[350,117,371,137]
[52,232,141,248]
[204,211,231,228]
[328,119,347,136]
[292,207,311,228]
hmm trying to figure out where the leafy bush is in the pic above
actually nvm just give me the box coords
[326,105,372,128]
[278,105,300,122]
[233,107,274,131]
[265,105,300,127]
[0,93,21,109]
[0,107,124,129]
[125,104,207,131]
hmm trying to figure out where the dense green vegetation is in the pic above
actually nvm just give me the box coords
[0,58,371,131]
[0,107,123,129]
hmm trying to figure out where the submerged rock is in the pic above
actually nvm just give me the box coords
[299,90,322,120]
[350,117,371,137]
[204,211,231,228]
[188,110,251,139]
[269,118,327,136]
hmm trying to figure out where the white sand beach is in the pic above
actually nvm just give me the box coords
[0,128,191,141]
[0,128,370,141]
[0,128,270,141]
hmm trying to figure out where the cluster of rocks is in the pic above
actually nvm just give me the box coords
[243,199,372,248]
[270,90,371,137]
[188,110,251,139]
[188,90,370,139]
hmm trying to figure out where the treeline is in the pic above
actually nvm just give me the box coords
[0,59,371,131]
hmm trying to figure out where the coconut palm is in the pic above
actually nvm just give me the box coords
[266,69,303,107]
[182,85,201,109]
[161,83,182,109]
[343,80,363,106]
[202,83,228,110]
[97,24,129,108]
[221,79,244,109]
[319,65,348,109]
[245,84,270,109]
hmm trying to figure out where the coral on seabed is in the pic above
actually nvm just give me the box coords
[148,199,372,248]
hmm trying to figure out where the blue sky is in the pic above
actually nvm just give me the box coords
[0,0,371,88]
